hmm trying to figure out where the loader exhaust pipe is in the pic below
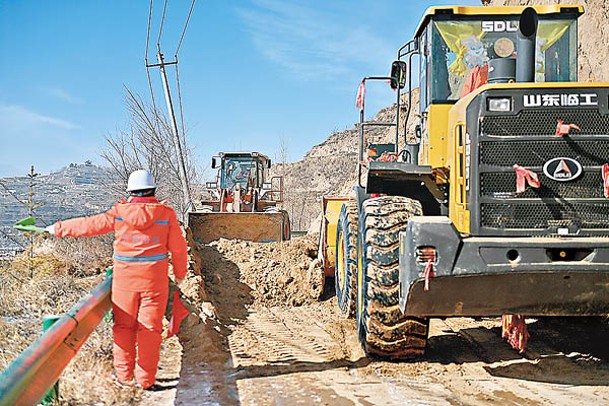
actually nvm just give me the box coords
[516,7,538,83]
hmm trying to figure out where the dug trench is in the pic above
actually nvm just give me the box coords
[148,234,609,405]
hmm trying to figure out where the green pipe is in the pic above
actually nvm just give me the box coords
[0,275,112,406]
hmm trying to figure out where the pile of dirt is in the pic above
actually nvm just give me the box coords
[202,234,321,308]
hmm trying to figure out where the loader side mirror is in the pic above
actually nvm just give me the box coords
[266,159,272,168]
[211,156,220,169]
[390,60,407,90]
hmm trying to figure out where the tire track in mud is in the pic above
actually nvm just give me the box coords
[228,308,336,366]
[175,239,609,405]
[433,317,609,405]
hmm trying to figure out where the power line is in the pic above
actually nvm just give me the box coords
[146,63,162,135]
[175,59,186,139]
[0,180,27,209]
[175,0,197,57]
[174,0,196,139]
[145,0,162,135]
[0,180,49,225]
[145,0,154,62]
[0,229,27,250]
[156,0,169,52]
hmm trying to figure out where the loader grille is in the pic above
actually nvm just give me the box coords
[480,202,609,230]
[475,105,609,235]
[480,171,605,199]
[480,140,609,167]
[480,109,609,137]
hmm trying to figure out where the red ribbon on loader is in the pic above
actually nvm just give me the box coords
[502,314,530,353]
[555,119,580,137]
[602,164,609,198]
[513,164,540,194]
[420,260,435,292]
[355,81,366,111]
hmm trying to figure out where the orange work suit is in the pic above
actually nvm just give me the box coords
[54,196,187,388]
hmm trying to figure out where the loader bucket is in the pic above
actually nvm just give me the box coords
[188,210,290,244]
[318,197,350,277]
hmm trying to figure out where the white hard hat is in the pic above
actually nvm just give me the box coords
[126,170,156,192]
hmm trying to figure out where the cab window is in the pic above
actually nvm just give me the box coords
[420,16,577,105]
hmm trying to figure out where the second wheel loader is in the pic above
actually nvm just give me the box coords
[189,152,290,243]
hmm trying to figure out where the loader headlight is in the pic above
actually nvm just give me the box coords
[487,97,512,112]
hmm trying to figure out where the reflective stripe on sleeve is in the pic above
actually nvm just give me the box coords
[113,253,168,262]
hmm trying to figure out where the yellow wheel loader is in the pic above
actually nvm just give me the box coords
[321,4,609,359]
[189,152,290,243]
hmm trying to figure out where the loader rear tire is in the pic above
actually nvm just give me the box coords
[356,196,429,359]
[335,200,358,318]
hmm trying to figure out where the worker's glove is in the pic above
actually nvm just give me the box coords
[45,224,55,236]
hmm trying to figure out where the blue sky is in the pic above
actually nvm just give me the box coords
[0,0,479,177]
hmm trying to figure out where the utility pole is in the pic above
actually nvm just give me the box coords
[146,50,192,217]
[27,165,42,219]
[26,165,44,276]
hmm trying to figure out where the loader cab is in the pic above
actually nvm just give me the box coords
[393,5,591,235]
[218,153,270,190]
[403,6,582,170]
[415,6,580,109]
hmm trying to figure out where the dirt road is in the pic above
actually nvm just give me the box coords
[152,238,609,405]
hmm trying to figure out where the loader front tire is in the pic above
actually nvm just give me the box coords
[335,200,358,318]
[356,196,429,359]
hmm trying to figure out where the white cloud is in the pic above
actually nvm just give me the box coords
[236,0,394,80]
[42,86,84,105]
[0,103,92,177]
[0,104,80,131]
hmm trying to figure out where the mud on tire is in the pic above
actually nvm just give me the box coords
[335,200,358,318]
[357,196,430,359]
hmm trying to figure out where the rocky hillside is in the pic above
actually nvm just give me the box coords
[276,90,420,232]
[0,162,116,254]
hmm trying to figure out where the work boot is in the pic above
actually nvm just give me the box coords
[136,382,164,391]
[112,371,134,389]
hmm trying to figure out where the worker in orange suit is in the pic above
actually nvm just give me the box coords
[45,170,188,390]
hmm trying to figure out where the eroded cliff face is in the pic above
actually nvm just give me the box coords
[485,0,609,82]
[275,90,420,232]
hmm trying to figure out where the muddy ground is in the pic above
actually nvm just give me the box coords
[144,236,609,405]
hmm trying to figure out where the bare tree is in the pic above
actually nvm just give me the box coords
[278,135,289,168]
[276,135,289,208]
[100,88,201,221]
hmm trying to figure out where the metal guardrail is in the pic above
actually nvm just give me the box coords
[0,275,112,406]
